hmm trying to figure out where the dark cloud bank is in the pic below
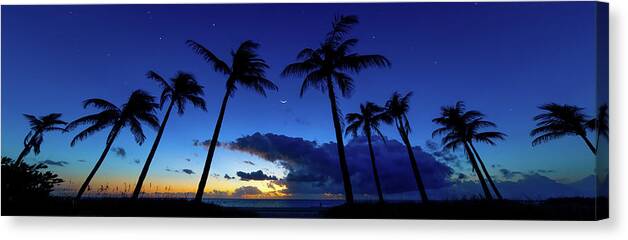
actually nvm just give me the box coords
[225,132,599,200]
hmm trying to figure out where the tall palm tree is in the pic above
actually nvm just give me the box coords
[15,113,67,165]
[531,103,596,154]
[282,15,390,203]
[67,90,159,200]
[187,40,278,202]
[433,101,505,200]
[345,102,389,203]
[385,92,429,203]
[131,71,206,199]
[586,103,609,151]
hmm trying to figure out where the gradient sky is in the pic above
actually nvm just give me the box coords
[1,2,602,199]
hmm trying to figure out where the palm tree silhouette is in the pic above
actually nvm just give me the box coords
[282,15,390,203]
[384,92,429,203]
[345,102,389,203]
[531,103,596,154]
[15,113,67,165]
[67,90,159,200]
[131,71,206,199]
[187,40,278,202]
[432,101,505,200]
[586,103,609,151]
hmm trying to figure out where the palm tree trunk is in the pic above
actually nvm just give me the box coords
[580,134,597,155]
[15,140,34,166]
[132,101,175,199]
[76,129,118,200]
[195,90,230,203]
[326,77,354,204]
[463,142,492,200]
[366,133,384,203]
[398,127,429,203]
[469,142,503,200]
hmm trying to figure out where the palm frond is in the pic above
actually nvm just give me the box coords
[186,40,231,74]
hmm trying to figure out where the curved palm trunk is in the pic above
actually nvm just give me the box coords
[15,136,36,165]
[76,128,119,200]
[366,133,384,203]
[132,101,175,199]
[326,78,354,204]
[398,127,429,203]
[580,134,597,155]
[463,142,492,200]
[195,90,230,202]
[469,142,503,200]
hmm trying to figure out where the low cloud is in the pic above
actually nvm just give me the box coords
[243,160,255,166]
[225,133,453,196]
[41,159,69,167]
[224,174,235,180]
[112,147,126,158]
[232,186,262,197]
[237,170,278,181]
[133,159,141,164]
[77,159,87,163]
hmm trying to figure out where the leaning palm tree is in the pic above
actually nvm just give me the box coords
[586,103,609,151]
[67,90,159,200]
[131,71,206,199]
[531,103,596,154]
[187,40,278,202]
[433,101,505,200]
[15,113,67,165]
[345,102,389,203]
[385,92,429,203]
[282,15,390,203]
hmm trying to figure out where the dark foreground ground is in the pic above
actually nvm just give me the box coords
[2,197,608,220]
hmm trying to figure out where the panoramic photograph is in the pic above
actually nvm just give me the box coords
[1,2,608,219]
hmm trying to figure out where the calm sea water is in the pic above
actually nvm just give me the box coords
[202,199,346,208]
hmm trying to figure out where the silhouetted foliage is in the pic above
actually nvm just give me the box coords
[67,90,160,200]
[187,39,278,202]
[132,71,207,199]
[15,113,67,165]
[2,157,63,202]
[530,103,596,154]
[345,102,389,203]
[586,103,609,150]
[384,91,429,202]
[282,15,390,204]
[432,101,506,200]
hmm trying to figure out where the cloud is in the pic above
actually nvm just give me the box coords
[41,159,69,167]
[211,173,220,178]
[499,168,525,180]
[166,168,195,175]
[112,147,126,158]
[193,139,221,149]
[243,160,255,166]
[232,186,262,197]
[77,159,87,163]
[133,159,141,164]
[225,133,453,196]
[185,158,192,162]
[224,174,235,180]
[236,170,278,181]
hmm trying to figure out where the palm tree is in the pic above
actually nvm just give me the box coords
[187,40,278,202]
[385,92,429,203]
[282,15,390,203]
[531,103,596,154]
[586,103,609,151]
[131,71,206,199]
[67,90,159,200]
[15,113,67,165]
[345,102,389,203]
[433,101,505,200]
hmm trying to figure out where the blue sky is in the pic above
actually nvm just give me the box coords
[1,2,602,198]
